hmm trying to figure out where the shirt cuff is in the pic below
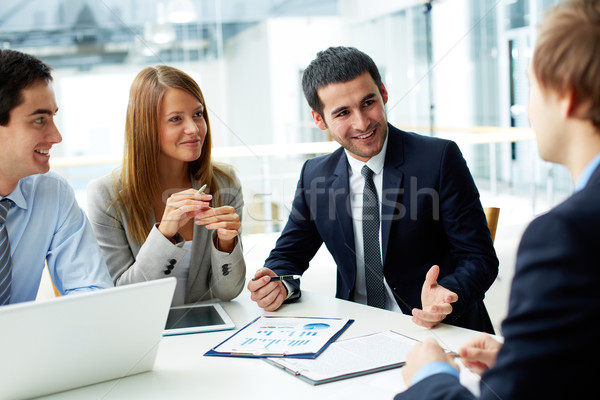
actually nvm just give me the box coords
[411,361,459,386]
[282,280,294,299]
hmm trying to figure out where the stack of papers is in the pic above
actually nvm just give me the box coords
[265,330,419,385]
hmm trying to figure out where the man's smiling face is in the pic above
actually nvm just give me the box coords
[311,71,388,162]
[0,79,61,194]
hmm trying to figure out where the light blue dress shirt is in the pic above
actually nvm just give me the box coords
[410,360,459,385]
[575,152,600,191]
[1,171,113,304]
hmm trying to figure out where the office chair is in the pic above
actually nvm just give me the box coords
[484,207,500,243]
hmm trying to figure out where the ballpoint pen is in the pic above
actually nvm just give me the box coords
[252,274,301,281]
[197,184,207,194]
[448,350,461,359]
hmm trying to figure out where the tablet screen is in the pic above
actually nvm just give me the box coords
[164,303,235,335]
[166,306,224,329]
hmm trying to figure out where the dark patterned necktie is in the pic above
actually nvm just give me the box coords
[0,199,12,306]
[361,166,386,309]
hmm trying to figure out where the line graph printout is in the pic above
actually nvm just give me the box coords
[210,316,352,356]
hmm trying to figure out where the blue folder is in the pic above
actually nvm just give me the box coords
[204,316,354,359]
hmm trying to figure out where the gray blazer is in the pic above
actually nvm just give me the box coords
[86,168,246,303]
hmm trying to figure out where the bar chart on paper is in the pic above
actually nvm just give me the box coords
[243,327,320,348]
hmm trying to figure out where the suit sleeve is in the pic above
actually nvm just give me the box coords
[395,373,474,400]
[207,172,246,301]
[397,206,600,400]
[474,209,599,399]
[263,161,324,296]
[86,175,187,285]
[436,141,498,323]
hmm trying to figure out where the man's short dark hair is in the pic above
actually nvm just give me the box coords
[0,49,53,126]
[301,46,383,119]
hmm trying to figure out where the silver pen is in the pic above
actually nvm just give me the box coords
[197,184,207,194]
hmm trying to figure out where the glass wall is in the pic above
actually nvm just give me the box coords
[0,0,569,232]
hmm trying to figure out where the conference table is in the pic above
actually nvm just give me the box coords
[39,290,483,399]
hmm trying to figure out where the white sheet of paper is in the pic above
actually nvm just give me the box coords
[267,330,418,383]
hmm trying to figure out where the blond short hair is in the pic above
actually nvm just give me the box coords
[533,0,600,129]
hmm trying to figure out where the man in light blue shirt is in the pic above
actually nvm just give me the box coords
[0,49,113,305]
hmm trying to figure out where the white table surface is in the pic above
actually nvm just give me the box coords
[39,289,483,400]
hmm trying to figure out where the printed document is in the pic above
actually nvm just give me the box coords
[209,316,352,357]
[265,330,419,384]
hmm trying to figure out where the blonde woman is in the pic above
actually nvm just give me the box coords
[87,66,245,305]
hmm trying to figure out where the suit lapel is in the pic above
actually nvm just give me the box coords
[586,162,600,188]
[330,150,356,256]
[381,125,405,265]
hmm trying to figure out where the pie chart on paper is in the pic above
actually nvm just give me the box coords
[303,323,330,330]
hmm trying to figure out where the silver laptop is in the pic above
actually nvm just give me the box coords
[0,278,176,400]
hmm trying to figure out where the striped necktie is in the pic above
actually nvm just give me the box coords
[361,166,386,309]
[0,199,12,306]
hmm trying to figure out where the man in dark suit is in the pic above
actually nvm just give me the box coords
[248,46,498,333]
[397,0,600,398]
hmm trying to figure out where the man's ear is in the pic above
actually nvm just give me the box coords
[381,83,389,105]
[561,86,577,118]
[563,86,592,121]
[311,110,328,131]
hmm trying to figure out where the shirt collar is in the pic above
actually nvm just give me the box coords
[1,178,28,210]
[575,152,600,191]
[345,127,389,176]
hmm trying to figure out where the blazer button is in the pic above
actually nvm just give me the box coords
[169,259,177,265]
[164,269,172,275]
[222,264,230,276]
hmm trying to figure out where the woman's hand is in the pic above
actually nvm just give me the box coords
[194,206,241,253]
[158,189,212,239]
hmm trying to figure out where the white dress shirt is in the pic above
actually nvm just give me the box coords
[345,133,401,312]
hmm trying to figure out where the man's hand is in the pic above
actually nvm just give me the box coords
[402,338,459,387]
[247,268,288,311]
[411,265,458,329]
[457,333,502,375]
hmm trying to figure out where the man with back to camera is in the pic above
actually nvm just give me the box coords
[247,46,498,333]
[397,0,600,398]
[0,49,113,305]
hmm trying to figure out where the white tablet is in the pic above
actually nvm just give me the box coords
[164,302,235,336]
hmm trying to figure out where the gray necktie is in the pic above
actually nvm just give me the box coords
[0,199,12,306]
[361,166,386,309]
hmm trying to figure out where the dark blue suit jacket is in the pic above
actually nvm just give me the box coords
[396,164,600,399]
[265,124,498,332]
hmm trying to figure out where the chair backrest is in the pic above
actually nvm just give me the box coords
[52,280,61,297]
[44,262,62,297]
[484,207,500,243]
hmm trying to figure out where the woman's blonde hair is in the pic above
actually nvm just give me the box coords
[116,65,233,243]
